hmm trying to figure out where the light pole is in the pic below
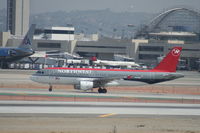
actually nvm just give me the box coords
[127,24,135,39]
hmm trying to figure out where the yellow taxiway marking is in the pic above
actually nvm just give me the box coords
[99,113,116,118]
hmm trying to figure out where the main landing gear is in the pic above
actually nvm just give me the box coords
[98,87,107,93]
[49,85,53,92]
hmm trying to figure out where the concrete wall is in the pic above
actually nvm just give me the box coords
[0,32,10,47]
[7,0,29,36]
[4,36,200,70]
[51,27,75,41]
[74,37,133,60]
[133,39,200,69]
[32,39,71,52]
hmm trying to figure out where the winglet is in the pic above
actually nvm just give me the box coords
[152,47,182,72]
[18,24,36,50]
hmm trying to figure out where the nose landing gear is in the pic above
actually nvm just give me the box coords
[49,85,53,92]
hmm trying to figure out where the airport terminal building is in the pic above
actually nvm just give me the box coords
[72,8,200,70]
[1,7,200,70]
[133,8,200,70]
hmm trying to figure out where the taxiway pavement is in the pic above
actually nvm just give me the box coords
[0,70,200,133]
[0,101,200,116]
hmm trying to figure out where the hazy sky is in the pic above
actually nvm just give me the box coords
[0,0,200,14]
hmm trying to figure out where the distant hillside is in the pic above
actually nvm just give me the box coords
[0,9,155,38]
[30,9,154,38]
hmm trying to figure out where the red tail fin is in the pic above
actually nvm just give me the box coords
[152,47,182,72]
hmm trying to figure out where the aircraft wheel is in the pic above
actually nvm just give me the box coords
[102,89,107,93]
[49,85,53,92]
[98,88,107,93]
[0,62,9,69]
[98,88,103,93]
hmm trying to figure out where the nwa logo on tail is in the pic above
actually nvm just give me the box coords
[172,48,181,56]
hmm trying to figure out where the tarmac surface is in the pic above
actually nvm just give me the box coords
[0,101,200,133]
[0,87,200,104]
[0,69,200,133]
[0,101,200,115]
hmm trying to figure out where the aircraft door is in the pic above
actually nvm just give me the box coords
[46,70,55,83]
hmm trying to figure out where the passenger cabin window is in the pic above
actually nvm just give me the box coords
[36,71,44,74]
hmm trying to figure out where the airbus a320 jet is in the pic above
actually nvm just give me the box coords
[0,24,36,68]
[30,47,184,93]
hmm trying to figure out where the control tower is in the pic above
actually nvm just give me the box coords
[7,0,30,36]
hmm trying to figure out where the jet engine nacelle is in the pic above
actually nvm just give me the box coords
[74,81,94,90]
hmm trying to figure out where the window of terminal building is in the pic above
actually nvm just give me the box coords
[38,43,61,48]
[139,46,163,52]
[182,49,200,52]
[44,30,74,34]
[35,29,74,35]
[139,54,160,60]
[168,48,200,52]
[77,45,125,49]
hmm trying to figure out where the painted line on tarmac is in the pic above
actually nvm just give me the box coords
[0,92,200,102]
[99,113,116,118]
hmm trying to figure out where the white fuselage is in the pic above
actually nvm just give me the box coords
[30,75,148,86]
[30,68,184,88]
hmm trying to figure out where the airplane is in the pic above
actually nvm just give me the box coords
[93,60,140,67]
[30,47,184,93]
[0,24,36,69]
